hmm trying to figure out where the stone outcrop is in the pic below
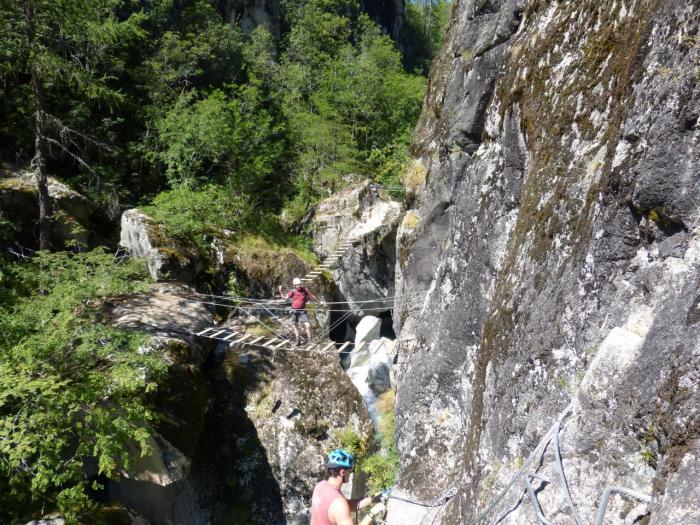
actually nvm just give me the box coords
[119,209,201,282]
[0,167,95,249]
[190,342,372,524]
[312,181,402,316]
[119,208,315,297]
[348,316,395,396]
[391,1,700,524]
[224,243,314,300]
[103,283,214,524]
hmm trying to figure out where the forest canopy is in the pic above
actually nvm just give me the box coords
[0,0,449,229]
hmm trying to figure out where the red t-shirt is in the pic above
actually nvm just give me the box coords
[287,288,310,309]
[310,480,343,525]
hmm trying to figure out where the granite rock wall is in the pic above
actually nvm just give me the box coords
[391,1,700,523]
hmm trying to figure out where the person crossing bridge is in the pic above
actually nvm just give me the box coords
[279,277,321,346]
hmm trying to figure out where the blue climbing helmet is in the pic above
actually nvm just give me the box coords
[326,448,354,469]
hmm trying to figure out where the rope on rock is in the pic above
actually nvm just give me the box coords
[553,419,585,525]
[387,487,457,508]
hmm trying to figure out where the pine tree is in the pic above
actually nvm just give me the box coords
[0,0,146,249]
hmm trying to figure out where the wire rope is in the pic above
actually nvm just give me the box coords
[189,290,424,305]
[236,303,290,342]
[178,297,406,313]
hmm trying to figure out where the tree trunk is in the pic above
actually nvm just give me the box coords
[33,77,51,250]
[24,0,52,250]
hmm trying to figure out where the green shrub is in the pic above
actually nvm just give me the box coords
[156,87,284,194]
[361,390,399,492]
[145,184,251,248]
[334,426,369,459]
[0,249,164,522]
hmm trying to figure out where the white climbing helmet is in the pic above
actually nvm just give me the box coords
[293,277,301,286]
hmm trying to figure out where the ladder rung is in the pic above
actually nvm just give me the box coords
[248,336,266,346]
[222,331,241,341]
[273,339,290,349]
[319,341,336,353]
[337,341,351,354]
[209,330,227,338]
[355,341,367,353]
[232,333,254,344]
[196,327,216,336]
[262,338,279,348]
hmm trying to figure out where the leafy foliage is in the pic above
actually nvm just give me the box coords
[278,6,426,218]
[360,390,399,492]
[0,250,163,522]
[144,184,252,246]
[156,87,284,194]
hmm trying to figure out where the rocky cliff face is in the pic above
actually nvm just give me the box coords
[312,181,402,319]
[392,1,699,524]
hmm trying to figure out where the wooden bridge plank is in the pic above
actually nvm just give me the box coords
[319,341,336,353]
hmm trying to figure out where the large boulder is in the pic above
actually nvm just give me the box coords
[355,315,382,344]
[190,343,372,524]
[119,208,316,298]
[119,209,201,283]
[0,167,94,249]
[223,242,315,300]
[103,283,214,524]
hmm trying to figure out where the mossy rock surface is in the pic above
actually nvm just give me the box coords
[0,170,95,249]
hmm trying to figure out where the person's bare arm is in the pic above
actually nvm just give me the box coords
[347,496,372,512]
[329,497,354,525]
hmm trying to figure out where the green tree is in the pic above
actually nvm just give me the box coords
[155,86,285,198]
[0,0,147,248]
[0,249,163,522]
[401,0,452,73]
[279,11,425,214]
